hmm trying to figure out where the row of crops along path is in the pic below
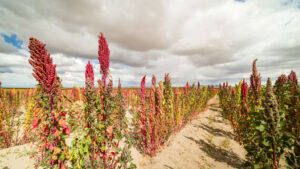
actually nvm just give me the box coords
[129,95,247,169]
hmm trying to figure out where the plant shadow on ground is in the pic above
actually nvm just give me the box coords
[193,124,235,140]
[184,136,246,169]
[128,124,145,155]
[205,117,224,124]
[164,164,174,169]
[209,105,222,113]
[126,109,147,155]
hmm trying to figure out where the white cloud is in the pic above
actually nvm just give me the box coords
[0,0,299,87]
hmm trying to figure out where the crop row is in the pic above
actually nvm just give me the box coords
[218,59,299,169]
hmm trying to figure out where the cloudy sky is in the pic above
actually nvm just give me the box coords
[0,0,300,88]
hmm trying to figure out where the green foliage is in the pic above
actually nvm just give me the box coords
[218,63,299,169]
[69,77,135,168]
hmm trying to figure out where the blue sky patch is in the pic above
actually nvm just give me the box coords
[235,0,246,2]
[0,33,23,49]
[91,59,100,65]
[283,0,300,8]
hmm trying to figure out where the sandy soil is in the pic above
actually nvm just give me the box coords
[0,143,36,169]
[0,96,248,169]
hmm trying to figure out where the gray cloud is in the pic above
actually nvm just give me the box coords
[0,0,300,87]
[0,67,13,73]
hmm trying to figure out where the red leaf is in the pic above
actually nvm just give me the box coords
[64,126,70,136]
[111,151,116,157]
[60,111,67,117]
[32,118,39,129]
[43,125,49,135]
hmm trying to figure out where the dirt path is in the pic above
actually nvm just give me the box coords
[0,96,247,169]
[131,95,247,169]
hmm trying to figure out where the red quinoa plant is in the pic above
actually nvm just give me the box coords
[137,75,150,154]
[250,59,261,106]
[28,37,70,169]
[70,33,135,169]
[238,79,249,143]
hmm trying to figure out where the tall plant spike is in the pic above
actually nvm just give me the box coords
[250,59,261,104]
[28,37,57,94]
[85,61,94,86]
[288,70,298,86]
[264,77,280,168]
[28,37,69,168]
[98,32,110,86]
[241,79,248,100]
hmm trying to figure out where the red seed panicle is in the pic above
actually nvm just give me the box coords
[288,70,298,85]
[28,37,57,94]
[241,79,248,99]
[118,78,122,93]
[165,73,171,84]
[141,75,146,101]
[152,75,156,87]
[276,74,287,86]
[250,59,261,99]
[98,32,110,84]
[85,61,94,86]
[185,82,190,94]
